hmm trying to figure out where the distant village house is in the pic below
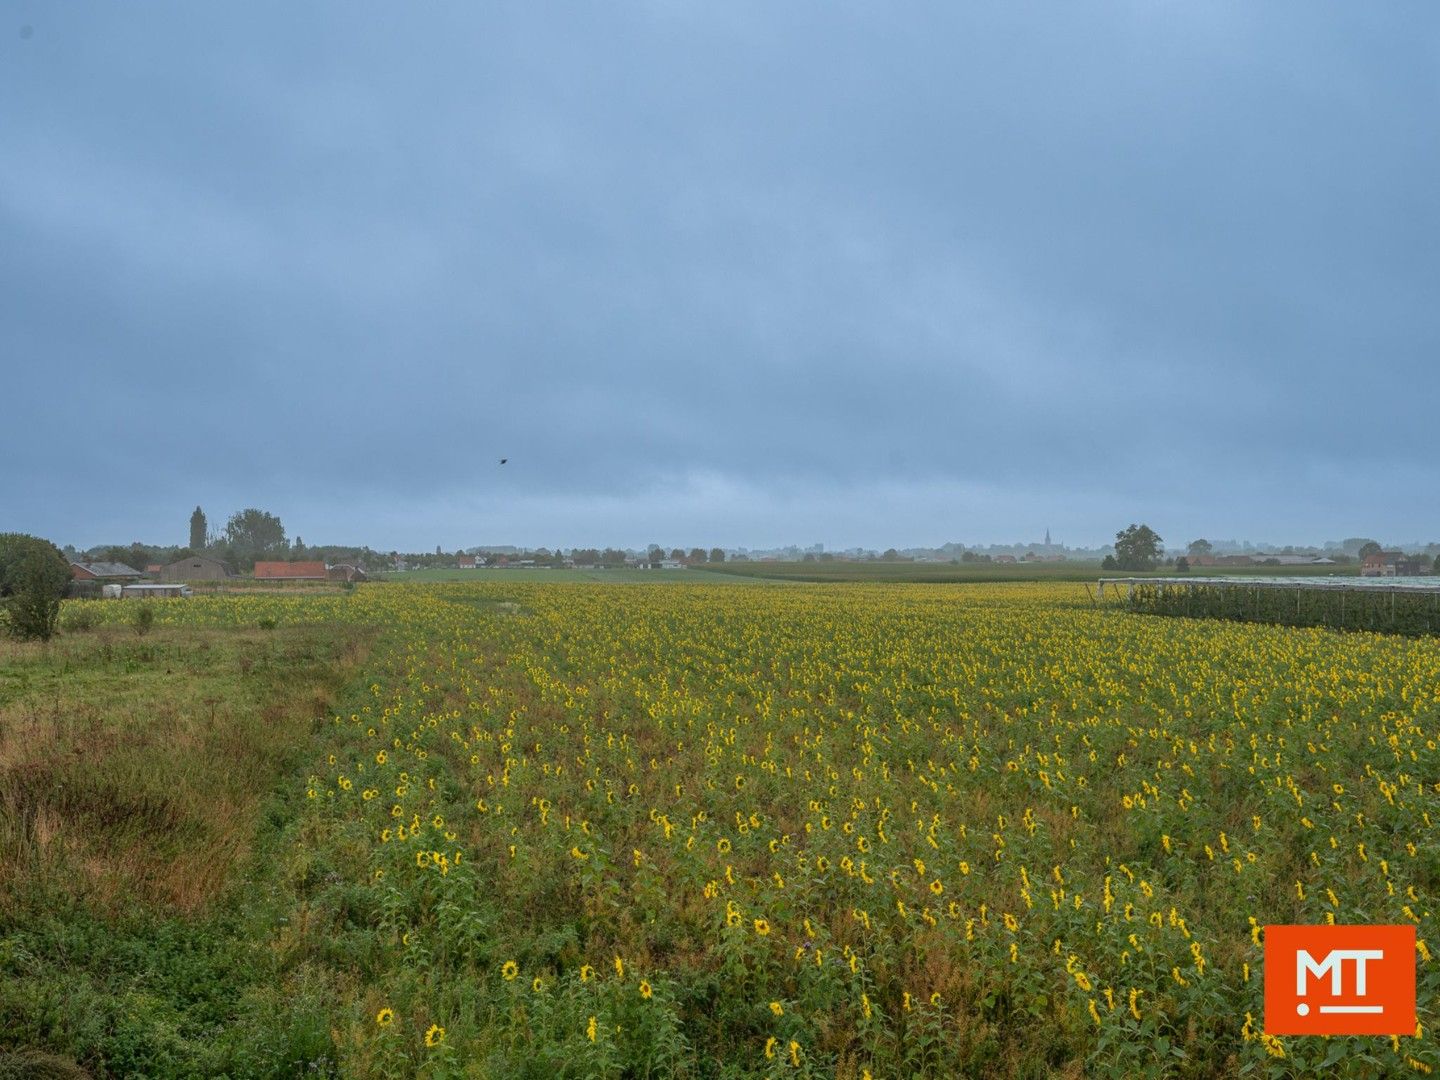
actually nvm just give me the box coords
[1361,551,1431,577]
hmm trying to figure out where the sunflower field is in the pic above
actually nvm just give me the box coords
[11,581,1440,1078]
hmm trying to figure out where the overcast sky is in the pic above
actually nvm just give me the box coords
[3,3,1436,552]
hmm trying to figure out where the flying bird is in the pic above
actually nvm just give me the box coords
[499,458,508,465]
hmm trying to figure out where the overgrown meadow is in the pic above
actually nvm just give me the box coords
[3,582,1438,1077]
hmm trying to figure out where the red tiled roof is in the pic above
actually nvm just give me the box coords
[253,561,328,579]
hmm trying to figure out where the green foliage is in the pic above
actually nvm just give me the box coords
[1122,579,1440,635]
[189,506,208,551]
[1113,524,1163,571]
[59,603,100,633]
[224,508,288,569]
[0,534,71,641]
[131,604,157,636]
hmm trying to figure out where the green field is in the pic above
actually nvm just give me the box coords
[387,562,1361,587]
[695,560,1359,585]
[385,567,763,584]
[4,579,1433,1079]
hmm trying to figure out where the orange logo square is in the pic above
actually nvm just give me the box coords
[1264,924,1415,1035]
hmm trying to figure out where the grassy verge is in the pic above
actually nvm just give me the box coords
[0,621,372,1077]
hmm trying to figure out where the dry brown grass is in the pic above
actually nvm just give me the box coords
[0,623,370,917]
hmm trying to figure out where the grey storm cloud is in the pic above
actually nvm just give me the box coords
[2,2,1437,549]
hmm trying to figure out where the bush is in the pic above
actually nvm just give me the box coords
[0,533,71,641]
[258,616,278,630]
[60,602,101,632]
[131,603,157,636]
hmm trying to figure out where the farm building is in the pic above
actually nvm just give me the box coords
[1187,554,1260,567]
[327,564,368,582]
[121,583,192,599]
[70,561,144,581]
[1362,553,1397,577]
[457,555,478,569]
[159,555,231,582]
[253,560,328,580]
[1362,551,1431,577]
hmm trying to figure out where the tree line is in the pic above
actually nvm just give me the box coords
[77,507,395,576]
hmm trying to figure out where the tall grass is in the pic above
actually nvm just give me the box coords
[0,621,370,1076]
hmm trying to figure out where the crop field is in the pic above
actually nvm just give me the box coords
[3,582,1438,1078]
[386,568,760,584]
[694,562,1360,585]
[696,561,1108,584]
[1117,578,1440,637]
